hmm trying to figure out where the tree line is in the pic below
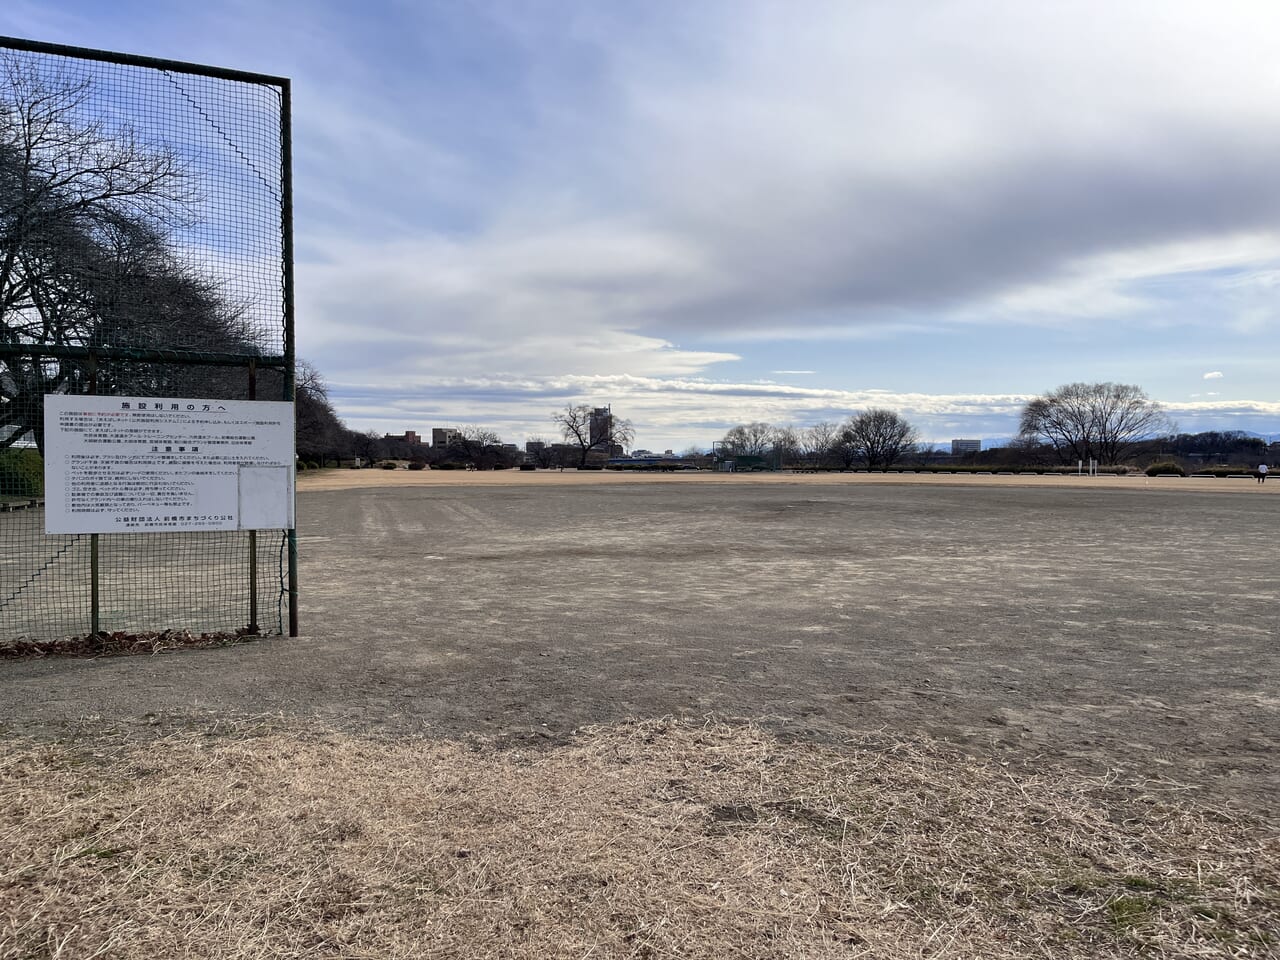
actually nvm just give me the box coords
[302,403,639,471]
[717,384,1270,471]
[293,381,1272,473]
[716,409,922,470]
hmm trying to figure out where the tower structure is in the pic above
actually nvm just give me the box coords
[589,406,613,447]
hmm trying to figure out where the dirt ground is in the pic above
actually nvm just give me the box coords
[2,471,1277,817]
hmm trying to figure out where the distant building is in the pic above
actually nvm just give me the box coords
[384,430,422,445]
[589,406,613,447]
[432,428,460,448]
[951,439,981,455]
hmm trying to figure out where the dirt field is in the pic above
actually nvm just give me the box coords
[2,471,1276,816]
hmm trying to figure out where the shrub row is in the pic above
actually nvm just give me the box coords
[0,449,43,498]
[916,465,1132,475]
[793,465,1132,475]
[1182,465,1265,478]
[1147,463,1267,478]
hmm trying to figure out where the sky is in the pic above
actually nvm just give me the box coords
[4,1,1279,451]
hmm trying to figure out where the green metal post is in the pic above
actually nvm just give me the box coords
[280,77,299,637]
[247,360,259,634]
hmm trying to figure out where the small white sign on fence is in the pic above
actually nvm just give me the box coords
[44,395,295,534]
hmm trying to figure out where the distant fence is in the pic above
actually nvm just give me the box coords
[0,37,296,641]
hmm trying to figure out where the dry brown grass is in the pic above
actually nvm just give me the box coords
[1,718,1275,959]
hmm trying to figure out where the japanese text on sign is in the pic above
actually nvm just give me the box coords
[44,395,295,534]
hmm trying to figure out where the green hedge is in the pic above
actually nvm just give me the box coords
[0,449,44,499]
[1145,461,1186,477]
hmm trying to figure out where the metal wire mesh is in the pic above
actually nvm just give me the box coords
[0,522,285,639]
[1,39,292,642]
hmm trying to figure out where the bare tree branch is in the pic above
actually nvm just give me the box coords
[552,404,633,467]
[841,409,919,470]
[1018,383,1172,465]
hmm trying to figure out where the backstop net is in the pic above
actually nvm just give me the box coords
[0,37,295,642]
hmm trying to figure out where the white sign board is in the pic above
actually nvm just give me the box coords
[44,395,295,534]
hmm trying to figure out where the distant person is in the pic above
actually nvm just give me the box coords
[1259,463,1268,484]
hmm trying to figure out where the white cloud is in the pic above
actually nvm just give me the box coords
[1162,397,1280,435]
[575,2,1280,336]
[964,233,1280,326]
[1203,371,1224,379]
[284,1,1280,359]
[295,229,739,380]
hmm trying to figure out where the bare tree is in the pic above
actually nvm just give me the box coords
[772,425,801,467]
[294,361,348,465]
[350,429,383,466]
[552,403,634,467]
[801,421,841,468]
[1018,382,1172,465]
[0,53,256,452]
[841,409,919,469]
[910,441,943,467]
[0,57,363,472]
[446,426,505,468]
[1,54,193,345]
[719,421,774,457]
[524,436,554,468]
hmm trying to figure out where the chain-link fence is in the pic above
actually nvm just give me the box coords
[1,37,295,642]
